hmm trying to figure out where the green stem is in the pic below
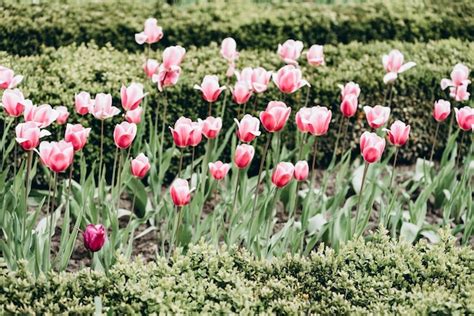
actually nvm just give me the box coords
[429,122,439,162]
[99,120,104,182]
[456,132,465,166]
[331,116,345,164]
[390,148,399,189]
[354,163,369,237]
[111,147,119,188]
[178,148,184,178]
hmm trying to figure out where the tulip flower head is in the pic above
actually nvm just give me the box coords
[121,83,146,111]
[360,132,386,163]
[259,101,291,132]
[113,121,137,149]
[306,45,325,67]
[382,49,416,84]
[235,114,261,142]
[135,18,163,45]
[188,121,203,147]
[433,100,451,122]
[162,46,186,70]
[131,153,151,179]
[0,66,23,89]
[15,122,50,151]
[1,88,26,117]
[364,105,390,129]
[340,94,358,118]
[234,144,255,169]
[143,59,160,78]
[208,161,231,180]
[294,161,309,181]
[24,103,59,128]
[55,106,69,125]
[221,37,239,63]
[278,39,304,65]
[273,65,309,94]
[454,106,474,131]
[64,123,91,151]
[272,162,295,188]
[125,107,143,124]
[232,81,253,105]
[194,75,226,103]
[386,120,410,147]
[235,67,272,94]
[441,63,470,92]
[75,91,92,116]
[38,140,74,173]
[83,224,107,252]
[295,106,332,136]
[339,82,361,99]
[200,116,222,139]
[170,178,191,207]
[89,93,120,120]
[152,64,182,92]
[170,117,202,148]
[450,83,470,102]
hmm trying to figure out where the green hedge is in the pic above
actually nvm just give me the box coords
[0,1,473,55]
[1,230,473,314]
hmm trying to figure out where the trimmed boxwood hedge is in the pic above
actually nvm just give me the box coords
[1,230,473,314]
[0,0,473,55]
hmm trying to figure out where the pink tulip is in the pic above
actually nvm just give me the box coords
[208,161,231,180]
[294,161,309,181]
[135,18,163,45]
[152,64,181,92]
[306,45,324,67]
[131,153,150,179]
[143,59,160,78]
[188,121,203,147]
[295,106,332,136]
[272,162,295,188]
[339,82,361,99]
[75,91,92,116]
[38,140,74,173]
[360,132,386,163]
[121,83,146,111]
[382,49,416,84]
[278,39,304,65]
[454,106,474,131]
[24,103,58,128]
[234,144,255,169]
[125,107,143,124]
[113,121,137,149]
[235,114,261,143]
[194,75,226,103]
[364,105,390,129]
[441,63,470,90]
[170,178,191,206]
[15,122,50,151]
[0,66,23,89]
[64,123,91,151]
[83,224,107,252]
[1,89,26,117]
[433,100,451,122]
[89,93,120,120]
[235,67,272,94]
[386,120,410,147]
[55,106,69,125]
[200,116,222,139]
[273,65,309,94]
[449,83,470,102]
[232,81,253,105]
[162,46,186,70]
[170,117,202,148]
[259,101,291,132]
[220,37,239,62]
[340,94,358,118]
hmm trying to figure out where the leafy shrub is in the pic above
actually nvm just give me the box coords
[0,1,473,55]
[1,230,472,314]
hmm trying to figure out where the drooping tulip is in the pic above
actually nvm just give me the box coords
[0,66,23,89]
[125,107,143,124]
[220,37,239,63]
[131,153,151,179]
[441,63,470,90]
[55,106,69,125]
[15,122,50,151]
[306,45,325,67]
[271,162,295,188]
[232,81,253,105]
[143,59,160,78]
[113,122,137,149]
[294,161,309,181]
[360,132,386,163]
[234,144,255,169]
[235,114,261,143]
[208,161,231,180]
[454,106,474,131]
[75,91,92,115]
[340,94,358,118]
[259,101,291,132]
[382,49,416,84]
[24,103,58,128]
[135,18,163,45]
[433,100,451,122]
[83,224,107,252]
[64,124,91,151]
[162,46,186,70]
[194,75,226,103]
[1,88,26,117]
[121,83,146,111]
[363,105,390,129]
[386,120,410,147]
[339,82,361,99]
[277,39,304,65]
[200,116,222,139]
[38,140,74,173]
[152,64,182,92]
[273,65,309,94]
[295,106,332,136]
[170,178,191,206]
[89,93,120,120]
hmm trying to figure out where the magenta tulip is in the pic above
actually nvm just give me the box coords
[15,122,50,151]
[234,144,255,169]
[235,114,261,143]
[208,161,231,180]
[364,105,390,129]
[433,100,451,122]
[75,91,92,116]
[65,123,91,152]
[135,18,163,45]
[121,83,146,111]
[294,161,309,181]
[259,101,291,132]
[295,106,332,136]
[0,66,23,89]
[194,75,226,103]
[125,107,143,124]
[170,178,191,206]
[454,106,474,131]
[278,39,303,65]
[83,224,107,252]
[131,153,151,179]
[38,140,74,173]
[272,162,295,188]
[306,45,324,67]
[273,65,309,94]
[113,122,137,149]
[1,89,26,117]
[382,49,416,84]
[386,120,410,147]
[200,116,222,139]
[360,132,386,163]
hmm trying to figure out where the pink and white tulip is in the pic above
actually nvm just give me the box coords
[125,107,143,124]
[38,140,74,173]
[221,37,239,63]
[121,83,146,111]
[259,101,291,132]
[235,67,272,93]
[209,161,231,180]
[135,18,163,45]
[64,123,91,151]
[339,82,361,99]
[386,120,410,147]
[1,89,26,117]
[272,162,295,188]
[449,83,470,102]
[75,91,92,116]
[306,45,324,67]
[152,64,181,92]
[433,100,451,122]
[0,66,23,89]
[162,46,186,70]
[55,106,69,125]
[232,81,253,105]
[89,93,120,120]
[15,122,50,151]
[441,63,470,90]
[364,105,390,129]
[382,49,416,84]
[235,114,261,143]
[170,117,201,148]
[294,161,309,181]
[295,106,332,136]
[113,122,137,149]
[131,153,151,179]
[234,144,255,169]
[273,65,309,94]
[454,106,474,131]
[143,59,160,78]
[170,178,191,206]
[278,39,304,65]
[194,75,226,103]
[200,116,222,139]
[360,132,386,163]
[24,103,58,128]
[340,94,358,118]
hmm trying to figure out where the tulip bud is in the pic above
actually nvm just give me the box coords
[231,81,252,105]
[131,153,150,179]
[306,44,324,67]
[272,162,295,188]
[360,132,385,164]
[65,123,91,151]
[170,178,191,207]
[220,37,239,62]
[208,161,231,180]
[234,144,255,169]
[194,75,226,103]
[55,106,69,125]
[294,161,309,181]
[75,91,92,116]
[200,116,222,139]
[113,122,137,149]
[83,224,107,252]
[386,120,410,147]
[235,114,261,143]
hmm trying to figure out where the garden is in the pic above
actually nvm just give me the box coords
[0,0,473,314]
